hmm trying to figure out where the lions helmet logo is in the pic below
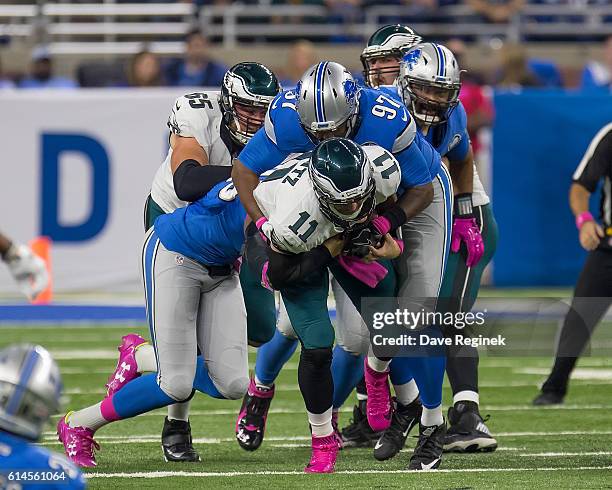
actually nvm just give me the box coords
[343,78,357,103]
[403,48,422,71]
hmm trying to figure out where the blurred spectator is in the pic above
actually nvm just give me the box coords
[165,30,227,87]
[280,40,317,87]
[580,35,612,91]
[494,43,543,88]
[447,38,494,155]
[128,50,164,87]
[325,0,363,42]
[18,47,77,89]
[0,59,15,89]
[466,0,524,23]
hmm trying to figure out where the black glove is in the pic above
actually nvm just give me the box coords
[343,226,383,258]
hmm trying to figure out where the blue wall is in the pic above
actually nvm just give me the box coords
[492,89,611,286]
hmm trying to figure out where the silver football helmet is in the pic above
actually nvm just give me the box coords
[296,62,360,141]
[0,344,62,441]
[398,43,462,125]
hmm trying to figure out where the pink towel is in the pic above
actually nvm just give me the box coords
[337,255,388,288]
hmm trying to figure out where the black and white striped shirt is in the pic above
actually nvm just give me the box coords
[573,122,612,229]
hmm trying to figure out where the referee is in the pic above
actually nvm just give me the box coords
[533,122,612,405]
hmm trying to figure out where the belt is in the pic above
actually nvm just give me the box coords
[204,264,233,278]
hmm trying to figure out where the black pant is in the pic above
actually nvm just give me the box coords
[542,247,612,396]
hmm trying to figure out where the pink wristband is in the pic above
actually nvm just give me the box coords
[576,212,594,230]
[371,215,392,235]
[256,217,268,230]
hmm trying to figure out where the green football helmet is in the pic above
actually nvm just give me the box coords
[309,138,376,229]
[220,62,281,146]
[360,24,422,88]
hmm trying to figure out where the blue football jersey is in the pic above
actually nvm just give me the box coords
[379,85,470,161]
[154,180,247,267]
[0,431,86,490]
[239,87,441,193]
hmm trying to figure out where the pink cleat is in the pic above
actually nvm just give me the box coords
[364,358,393,432]
[57,414,100,468]
[331,410,343,449]
[105,334,148,396]
[235,377,275,451]
[305,434,340,473]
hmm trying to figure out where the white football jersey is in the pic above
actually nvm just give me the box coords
[472,164,490,207]
[254,144,401,254]
[150,91,234,213]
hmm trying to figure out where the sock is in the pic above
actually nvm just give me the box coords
[331,346,364,409]
[308,406,333,437]
[254,374,273,391]
[167,400,191,422]
[421,405,443,427]
[134,343,157,373]
[356,377,367,401]
[453,390,479,406]
[298,348,333,415]
[254,329,299,386]
[367,355,390,373]
[111,373,176,419]
[393,379,419,406]
[67,402,108,431]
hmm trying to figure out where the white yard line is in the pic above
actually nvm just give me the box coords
[84,466,612,478]
[40,430,612,445]
[519,451,612,457]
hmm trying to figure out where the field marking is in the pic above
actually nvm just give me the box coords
[515,368,612,380]
[40,431,612,445]
[85,466,612,478]
[519,451,612,457]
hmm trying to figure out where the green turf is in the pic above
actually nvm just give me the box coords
[1,323,611,489]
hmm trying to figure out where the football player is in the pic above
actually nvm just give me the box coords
[360,24,422,88]
[56,140,389,471]
[0,232,48,300]
[0,344,86,489]
[143,62,280,462]
[232,62,452,471]
[364,43,498,458]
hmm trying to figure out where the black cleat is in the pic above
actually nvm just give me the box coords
[235,380,274,451]
[373,399,422,461]
[161,417,201,462]
[532,391,564,406]
[340,400,381,448]
[443,402,497,453]
[407,422,446,471]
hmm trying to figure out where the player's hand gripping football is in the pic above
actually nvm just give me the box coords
[363,233,402,263]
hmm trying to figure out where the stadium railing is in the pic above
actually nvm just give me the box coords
[0,2,610,56]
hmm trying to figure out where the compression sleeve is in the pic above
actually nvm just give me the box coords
[173,160,232,202]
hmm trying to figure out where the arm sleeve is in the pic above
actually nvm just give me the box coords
[173,160,233,202]
[395,135,434,188]
[244,222,333,290]
[572,125,612,192]
[238,127,290,176]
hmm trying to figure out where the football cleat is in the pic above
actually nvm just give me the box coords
[373,398,422,461]
[444,402,497,453]
[304,434,340,474]
[235,377,274,451]
[105,333,148,397]
[363,358,393,432]
[532,391,564,406]
[57,414,100,468]
[407,422,446,471]
[161,417,201,462]
[341,400,382,448]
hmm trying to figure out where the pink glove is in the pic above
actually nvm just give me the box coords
[451,217,484,267]
[256,217,273,245]
[337,255,388,288]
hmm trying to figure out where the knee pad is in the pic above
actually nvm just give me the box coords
[300,347,333,370]
[218,375,249,400]
[159,376,194,402]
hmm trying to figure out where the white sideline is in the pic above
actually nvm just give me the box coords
[40,430,612,444]
[519,451,612,457]
[85,466,612,478]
